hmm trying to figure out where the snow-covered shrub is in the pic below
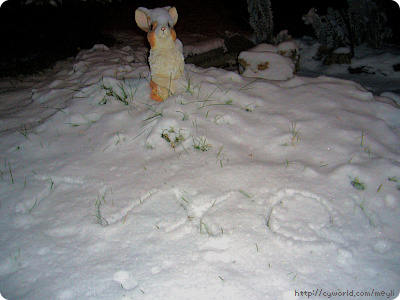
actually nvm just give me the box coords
[303,0,392,49]
[347,0,392,48]
[247,0,274,44]
[23,0,63,6]
[273,30,292,44]
[302,7,348,49]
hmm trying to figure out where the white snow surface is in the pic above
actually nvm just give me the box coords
[183,38,225,57]
[1,37,400,300]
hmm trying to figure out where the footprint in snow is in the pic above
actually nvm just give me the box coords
[266,189,338,243]
[113,270,138,290]
[96,188,158,226]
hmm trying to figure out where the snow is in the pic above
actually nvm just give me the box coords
[297,38,400,96]
[1,33,400,300]
[238,42,298,80]
[183,38,225,57]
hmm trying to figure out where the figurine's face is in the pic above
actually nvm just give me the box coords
[151,22,173,39]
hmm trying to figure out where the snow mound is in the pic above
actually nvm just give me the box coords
[238,42,299,80]
[380,91,400,106]
[1,41,400,299]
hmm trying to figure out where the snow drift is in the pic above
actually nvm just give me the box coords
[0,42,399,299]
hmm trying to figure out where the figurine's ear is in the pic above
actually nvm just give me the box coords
[168,7,178,26]
[135,7,150,32]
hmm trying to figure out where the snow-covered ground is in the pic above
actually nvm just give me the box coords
[1,33,400,300]
[298,37,400,96]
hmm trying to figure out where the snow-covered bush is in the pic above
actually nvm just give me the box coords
[303,0,392,49]
[23,0,61,6]
[347,0,392,48]
[302,7,348,49]
[247,0,274,44]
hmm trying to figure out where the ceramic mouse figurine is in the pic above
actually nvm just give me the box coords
[135,6,185,101]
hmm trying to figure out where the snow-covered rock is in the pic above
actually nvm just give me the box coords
[238,41,299,80]
[238,51,294,80]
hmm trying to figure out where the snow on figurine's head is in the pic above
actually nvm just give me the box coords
[135,7,178,45]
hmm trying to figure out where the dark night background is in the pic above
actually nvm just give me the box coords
[1,0,400,76]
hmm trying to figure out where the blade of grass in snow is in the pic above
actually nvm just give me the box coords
[238,78,259,92]
[8,162,14,184]
[239,103,254,112]
[29,198,37,213]
[239,190,251,198]
[216,145,224,159]
[142,110,163,127]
